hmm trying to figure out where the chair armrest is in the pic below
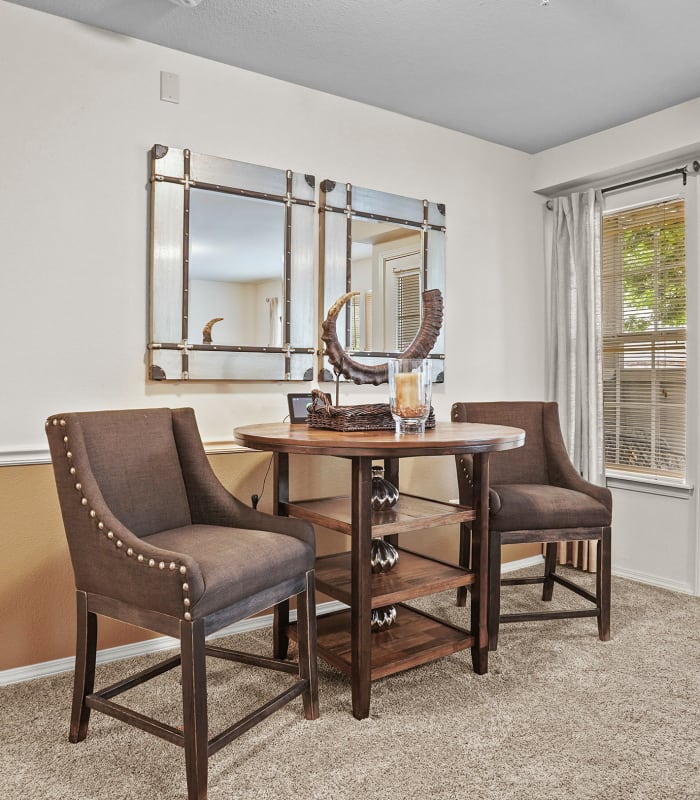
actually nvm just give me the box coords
[191,482,315,548]
[171,408,314,547]
[454,453,478,506]
[454,453,502,513]
[543,408,612,512]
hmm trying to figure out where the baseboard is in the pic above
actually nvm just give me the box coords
[501,554,545,573]
[611,566,695,595]
[5,558,690,686]
[0,599,347,687]
[503,556,697,595]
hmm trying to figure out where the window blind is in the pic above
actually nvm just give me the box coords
[395,271,421,350]
[350,294,361,350]
[364,291,373,350]
[601,199,686,479]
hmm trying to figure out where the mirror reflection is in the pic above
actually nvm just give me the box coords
[319,179,446,383]
[189,190,285,348]
[148,144,316,382]
[350,220,422,352]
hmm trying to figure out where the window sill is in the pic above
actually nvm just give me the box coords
[605,471,694,498]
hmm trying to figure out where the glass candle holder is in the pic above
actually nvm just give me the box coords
[388,358,432,434]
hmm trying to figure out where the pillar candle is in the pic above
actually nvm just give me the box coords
[394,372,420,410]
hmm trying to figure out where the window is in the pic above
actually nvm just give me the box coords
[348,291,373,350]
[364,291,373,350]
[394,269,421,350]
[601,198,686,480]
[350,294,361,350]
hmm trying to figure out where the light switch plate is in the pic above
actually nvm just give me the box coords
[160,71,179,104]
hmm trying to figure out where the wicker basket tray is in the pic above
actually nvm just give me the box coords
[307,389,435,432]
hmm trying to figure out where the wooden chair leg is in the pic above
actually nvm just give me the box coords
[542,542,558,601]
[273,599,290,659]
[469,518,487,674]
[70,590,97,743]
[296,570,319,720]
[181,619,208,800]
[488,529,502,651]
[597,526,611,641]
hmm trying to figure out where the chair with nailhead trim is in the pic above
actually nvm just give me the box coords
[451,401,612,651]
[46,407,318,800]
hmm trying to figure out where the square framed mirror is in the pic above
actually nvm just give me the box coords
[319,180,446,384]
[148,145,316,381]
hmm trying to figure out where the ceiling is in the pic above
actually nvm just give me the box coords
[8,0,700,153]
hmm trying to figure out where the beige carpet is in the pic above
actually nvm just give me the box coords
[3,568,699,800]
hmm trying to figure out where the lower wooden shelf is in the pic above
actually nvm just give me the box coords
[295,604,474,681]
[314,548,475,608]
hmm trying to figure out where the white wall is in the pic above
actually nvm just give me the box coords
[190,279,252,344]
[0,1,544,459]
[532,97,700,196]
[533,100,700,596]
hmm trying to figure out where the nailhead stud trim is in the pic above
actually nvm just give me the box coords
[53,416,193,620]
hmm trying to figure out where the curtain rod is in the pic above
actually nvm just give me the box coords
[602,165,689,194]
[545,160,699,210]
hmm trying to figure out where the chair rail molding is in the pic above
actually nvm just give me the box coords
[0,440,249,467]
[0,447,51,467]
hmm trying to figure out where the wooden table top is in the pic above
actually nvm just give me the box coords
[233,420,525,458]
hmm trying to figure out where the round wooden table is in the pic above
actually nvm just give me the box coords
[234,420,524,719]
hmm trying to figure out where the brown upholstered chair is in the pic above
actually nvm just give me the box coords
[451,401,611,651]
[45,407,318,800]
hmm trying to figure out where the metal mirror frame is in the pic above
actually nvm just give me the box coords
[148,144,316,381]
[318,179,446,384]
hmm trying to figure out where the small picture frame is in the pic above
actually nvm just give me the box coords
[287,392,330,424]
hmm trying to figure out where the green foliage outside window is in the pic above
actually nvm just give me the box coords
[620,215,685,333]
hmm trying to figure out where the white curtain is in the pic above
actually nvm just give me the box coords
[268,297,282,347]
[546,189,604,571]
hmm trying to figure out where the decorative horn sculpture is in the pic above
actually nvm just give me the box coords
[321,288,443,385]
[202,317,224,344]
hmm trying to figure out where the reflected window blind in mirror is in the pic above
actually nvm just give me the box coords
[318,179,446,384]
[395,269,421,350]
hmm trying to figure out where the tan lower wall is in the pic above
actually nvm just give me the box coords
[0,452,539,672]
[0,463,161,672]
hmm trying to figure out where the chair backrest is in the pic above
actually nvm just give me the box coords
[451,401,556,485]
[47,408,192,539]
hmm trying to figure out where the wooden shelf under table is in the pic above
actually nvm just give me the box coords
[314,548,475,608]
[289,605,474,681]
[282,493,475,536]
[282,490,479,688]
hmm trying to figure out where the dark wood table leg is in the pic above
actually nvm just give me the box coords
[457,521,471,607]
[273,452,290,660]
[471,452,490,674]
[383,457,400,549]
[351,455,373,719]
